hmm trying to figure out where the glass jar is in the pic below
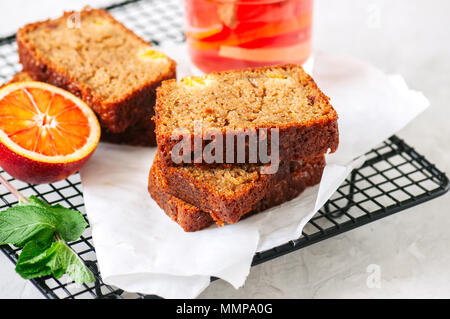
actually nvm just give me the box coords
[184,0,313,73]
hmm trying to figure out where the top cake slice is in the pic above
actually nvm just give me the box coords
[17,8,176,134]
[154,64,338,165]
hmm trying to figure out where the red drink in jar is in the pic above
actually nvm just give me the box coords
[185,0,313,73]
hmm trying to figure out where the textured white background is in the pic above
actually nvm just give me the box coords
[0,0,449,298]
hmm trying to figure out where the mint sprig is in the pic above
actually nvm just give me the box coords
[0,176,95,284]
[16,239,94,283]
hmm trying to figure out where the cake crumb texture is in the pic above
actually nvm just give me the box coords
[17,8,176,134]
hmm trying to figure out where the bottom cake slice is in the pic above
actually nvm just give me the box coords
[148,156,325,232]
[151,153,326,224]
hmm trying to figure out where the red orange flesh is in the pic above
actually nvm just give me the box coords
[0,81,101,184]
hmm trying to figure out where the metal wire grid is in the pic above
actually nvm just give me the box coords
[0,0,448,299]
[253,135,449,265]
[0,174,136,299]
[108,0,185,45]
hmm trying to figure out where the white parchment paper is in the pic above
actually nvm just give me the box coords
[80,46,429,298]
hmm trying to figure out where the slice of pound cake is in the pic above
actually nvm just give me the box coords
[150,153,325,225]
[154,64,338,165]
[17,8,176,144]
[149,155,325,231]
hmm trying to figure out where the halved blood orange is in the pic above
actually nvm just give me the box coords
[0,81,101,184]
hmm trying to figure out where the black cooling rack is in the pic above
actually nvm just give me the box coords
[0,0,448,299]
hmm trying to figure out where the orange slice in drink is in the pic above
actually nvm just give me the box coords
[0,81,101,184]
[188,11,312,51]
[218,42,312,63]
[186,25,224,40]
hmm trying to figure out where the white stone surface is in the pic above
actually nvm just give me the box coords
[0,0,449,299]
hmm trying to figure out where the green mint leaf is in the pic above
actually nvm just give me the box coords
[1,195,91,283]
[3,196,87,244]
[0,205,59,247]
[26,196,87,242]
[45,242,69,279]
[16,241,95,284]
[56,242,95,284]
[50,205,86,242]
[25,196,53,208]
[15,241,60,279]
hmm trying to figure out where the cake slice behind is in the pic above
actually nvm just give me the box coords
[17,8,176,138]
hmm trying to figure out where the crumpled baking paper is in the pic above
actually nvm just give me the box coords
[80,44,429,299]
